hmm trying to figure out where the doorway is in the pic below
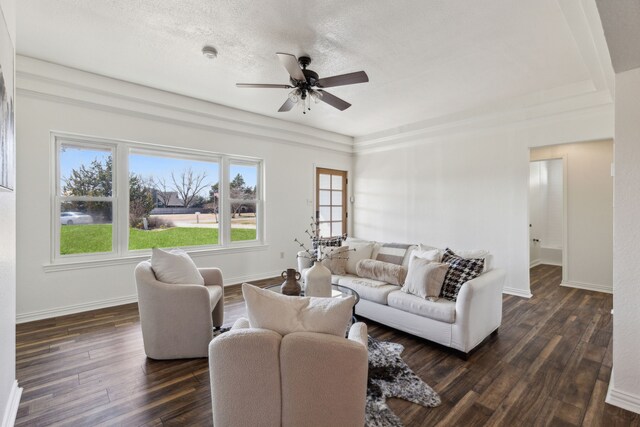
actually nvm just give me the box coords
[528,139,614,294]
[529,158,566,276]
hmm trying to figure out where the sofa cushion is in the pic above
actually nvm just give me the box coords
[321,245,349,275]
[356,259,407,286]
[375,243,413,265]
[387,290,456,323]
[447,248,492,272]
[150,248,204,285]
[345,241,375,275]
[242,284,354,337]
[440,249,485,301]
[338,276,400,304]
[401,259,449,301]
[407,248,441,272]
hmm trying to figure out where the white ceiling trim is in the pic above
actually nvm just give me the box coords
[557,0,614,95]
[354,101,614,155]
[16,56,355,154]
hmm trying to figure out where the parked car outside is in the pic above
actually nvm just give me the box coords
[60,212,93,225]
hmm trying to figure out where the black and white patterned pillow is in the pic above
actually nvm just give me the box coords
[439,248,485,301]
[312,234,346,250]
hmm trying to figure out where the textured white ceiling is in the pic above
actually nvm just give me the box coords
[596,0,640,73]
[17,0,592,137]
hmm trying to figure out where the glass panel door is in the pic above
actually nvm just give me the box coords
[316,168,347,238]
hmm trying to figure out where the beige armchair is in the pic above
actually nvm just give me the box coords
[209,318,368,427]
[135,261,224,359]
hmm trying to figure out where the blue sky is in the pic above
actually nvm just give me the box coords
[60,147,257,196]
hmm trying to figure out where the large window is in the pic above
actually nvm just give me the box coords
[54,135,263,261]
[128,151,220,250]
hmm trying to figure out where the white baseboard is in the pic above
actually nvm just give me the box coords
[223,270,284,287]
[16,270,284,324]
[540,260,563,267]
[561,280,612,294]
[529,259,541,268]
[16,294,138,324]
[606,379,640,415]
[2,381,22,427]
[502,286,533,299]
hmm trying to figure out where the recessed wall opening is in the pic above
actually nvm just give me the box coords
[528,140,613,294]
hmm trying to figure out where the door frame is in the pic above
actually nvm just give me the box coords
[528,155,569,285]
[315,167,348,238]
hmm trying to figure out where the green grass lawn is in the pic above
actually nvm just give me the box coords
[60,224,257,255]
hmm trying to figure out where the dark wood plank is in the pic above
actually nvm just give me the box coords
[14,266,639,426]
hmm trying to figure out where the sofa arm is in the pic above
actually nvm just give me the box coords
[452,268,506,353]
[348,322,368,348]
[297,251,314,272]
[209,328,283,427]
[199,267,223,286]
[232,317,250,330]
[199,267,224,327]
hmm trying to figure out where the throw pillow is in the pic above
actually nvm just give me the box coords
[345,241,375,275]
[448,248,492,272]
[312,234,346,250]
[321,245,350,275]
[401,259,449,301]
[375,243,413,265]
[241,283,355,337]
[439,248,485,301]
[150,247,204,285]
[356,259,407,286]
[407,248,441,272]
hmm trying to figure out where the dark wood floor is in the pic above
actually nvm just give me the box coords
[14,265,637,426]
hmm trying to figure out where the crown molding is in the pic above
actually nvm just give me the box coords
[16,56,354,154]
[353,92,614,154]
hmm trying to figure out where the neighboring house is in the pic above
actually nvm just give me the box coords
[152,190,184,208]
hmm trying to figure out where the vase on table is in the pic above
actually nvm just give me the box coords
[281,268,302,296]
[304,261,332,297]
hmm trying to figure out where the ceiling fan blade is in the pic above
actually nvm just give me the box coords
[276,53,306,82]
[236,83,293,89]
[278,98,296,112]
[317,90,351,111]
[316,71,369,88]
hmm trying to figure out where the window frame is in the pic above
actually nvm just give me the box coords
[51,132,265,264]
[53,137,118,261]
[227,159,262,244]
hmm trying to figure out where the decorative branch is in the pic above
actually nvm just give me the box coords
[294,217,354,262]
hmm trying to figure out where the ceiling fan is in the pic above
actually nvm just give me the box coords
[236,53,369,114]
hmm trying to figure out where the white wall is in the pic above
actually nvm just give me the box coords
[608,66,640,413]
[353,108,613,298]
[530,140,613,292]
[15,58,353,321]
[0,0,18,425]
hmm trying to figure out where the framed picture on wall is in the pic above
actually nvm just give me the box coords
[0,8,14,191]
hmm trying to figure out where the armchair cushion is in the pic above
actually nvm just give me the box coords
[150,248,204,285]
[242,284,355,337]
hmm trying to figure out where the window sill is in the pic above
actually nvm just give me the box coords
[43,243,270,273]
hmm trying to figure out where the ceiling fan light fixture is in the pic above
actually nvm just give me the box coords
[202,45,218,59]
[288,88,301,103]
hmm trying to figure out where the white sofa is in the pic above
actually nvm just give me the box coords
[298,240,506,355]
